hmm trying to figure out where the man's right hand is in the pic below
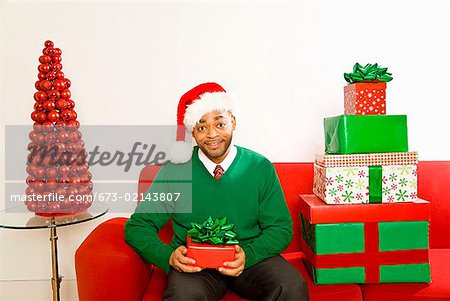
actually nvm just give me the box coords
[169,246,202,273]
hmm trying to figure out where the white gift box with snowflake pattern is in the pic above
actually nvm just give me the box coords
[313,164,417,204]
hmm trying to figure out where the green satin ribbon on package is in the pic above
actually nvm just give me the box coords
[187,216,239,245]
[369,166,382,203]
[344,63,393,84]
[324,115,409,154]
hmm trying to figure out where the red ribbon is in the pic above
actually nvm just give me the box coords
[301,222,429,283]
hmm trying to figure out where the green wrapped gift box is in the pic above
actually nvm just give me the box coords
[324,115,408,154]
[299,195,431,284]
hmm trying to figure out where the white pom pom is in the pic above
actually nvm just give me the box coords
[168,141,193,164]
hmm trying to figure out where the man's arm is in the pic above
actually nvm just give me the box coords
[241,161,293,269]
[124,166,178,273]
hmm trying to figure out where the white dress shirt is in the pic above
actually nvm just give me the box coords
[198,144,237,177]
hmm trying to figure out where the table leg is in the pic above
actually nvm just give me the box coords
[50,217,62,301]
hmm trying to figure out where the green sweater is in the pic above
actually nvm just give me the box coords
[124,146,293,273]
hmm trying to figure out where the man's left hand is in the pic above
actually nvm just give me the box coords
[218,245,246,277]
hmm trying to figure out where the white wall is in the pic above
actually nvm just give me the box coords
[1,1,449,300]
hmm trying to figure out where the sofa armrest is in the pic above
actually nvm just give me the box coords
[75,217,151,301]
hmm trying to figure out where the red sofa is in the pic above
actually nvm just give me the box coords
[75,161,450,301]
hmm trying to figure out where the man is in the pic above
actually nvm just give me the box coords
[124,82,309,300]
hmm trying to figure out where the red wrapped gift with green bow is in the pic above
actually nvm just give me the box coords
[186,216,238,269]
[344,63,393,115]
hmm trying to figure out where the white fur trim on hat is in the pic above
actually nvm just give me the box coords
[183,92,235,131]
[168,140,193,164]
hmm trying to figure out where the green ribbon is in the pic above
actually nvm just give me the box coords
[344,63,393,84]
[369,166,382,203]
[187,216,239,245]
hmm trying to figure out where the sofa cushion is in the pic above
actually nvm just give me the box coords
[360,248,450,300]
[417,161,450,248]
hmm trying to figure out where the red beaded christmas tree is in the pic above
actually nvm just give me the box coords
[25,40,93,215]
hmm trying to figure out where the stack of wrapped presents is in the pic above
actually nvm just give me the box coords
[300,63,431,284]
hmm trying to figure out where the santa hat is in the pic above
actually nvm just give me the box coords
[168,82,235,164]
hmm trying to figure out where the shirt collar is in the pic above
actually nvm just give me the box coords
[198,144,237,177]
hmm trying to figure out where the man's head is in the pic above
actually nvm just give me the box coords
[192,110,236,164]
[169,82,236,164]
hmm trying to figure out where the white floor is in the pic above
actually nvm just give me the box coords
[0,278,78,301]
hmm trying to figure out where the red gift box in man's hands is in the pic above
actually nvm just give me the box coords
[186,236,236,269]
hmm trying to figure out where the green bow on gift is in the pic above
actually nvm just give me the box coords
[187,216,239,245]
[344,63,393,84]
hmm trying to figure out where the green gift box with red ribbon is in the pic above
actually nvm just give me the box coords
[299,195,431,284]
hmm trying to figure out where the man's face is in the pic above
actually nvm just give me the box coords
[192,110,236,164]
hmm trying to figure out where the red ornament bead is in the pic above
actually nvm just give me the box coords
[35,81,41,90]
[53,79,66,90]
[60,89,71,99]
[26,164,36,176]
[48,202,61,213]
[42,48,50,55]
[34,132,46,144]
[33,123,43,132]
[54,48,62,55]
[54,142,66,153]
[46,72,56,81]
[68,130,81,142]
[52,56,62,63]
[57,130,69,142]
[47,47,55,56]
[59,198,71,209]
[38,72,47,80]
[40,80,52,91]
[68,110,77,120]
[44,132,57,144]
[55,71,65,79]
[43,100,55,111]
[28,130,37,141]
[67,186,79,196]
[26,186,37,196]
[60,109,70,121]
[36,111,47,123]
[66,99,75,109]
[46,167,58,179]
[27,142,38,151]
[47,111,60,122]
[55,99,68,110]
[26,175,37,185]
[42,122,54,132]
[64,78,71,88]
[55,120,66,127]
[44,40,54,47]
[34,167,46,179]
[39,55,52,64]
[55,187,66,197]
[31,111,39,121]
[38,64,50,73]
[48,89,60,101]
[34,101,44,111]
[26,201,38,212]
[51,63,62,72]
[58,165,70,177]
[66,120,80,129]
[34,91,47,101]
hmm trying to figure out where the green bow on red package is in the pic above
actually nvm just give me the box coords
[344,63,393,84]
[187,216,239,245]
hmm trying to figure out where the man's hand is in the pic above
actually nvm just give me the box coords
[218,245,246,277]
[169,246,202,273]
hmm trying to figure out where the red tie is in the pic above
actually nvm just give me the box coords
[214,165,224,180]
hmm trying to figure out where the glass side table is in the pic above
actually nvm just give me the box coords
[0,202,108,301]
